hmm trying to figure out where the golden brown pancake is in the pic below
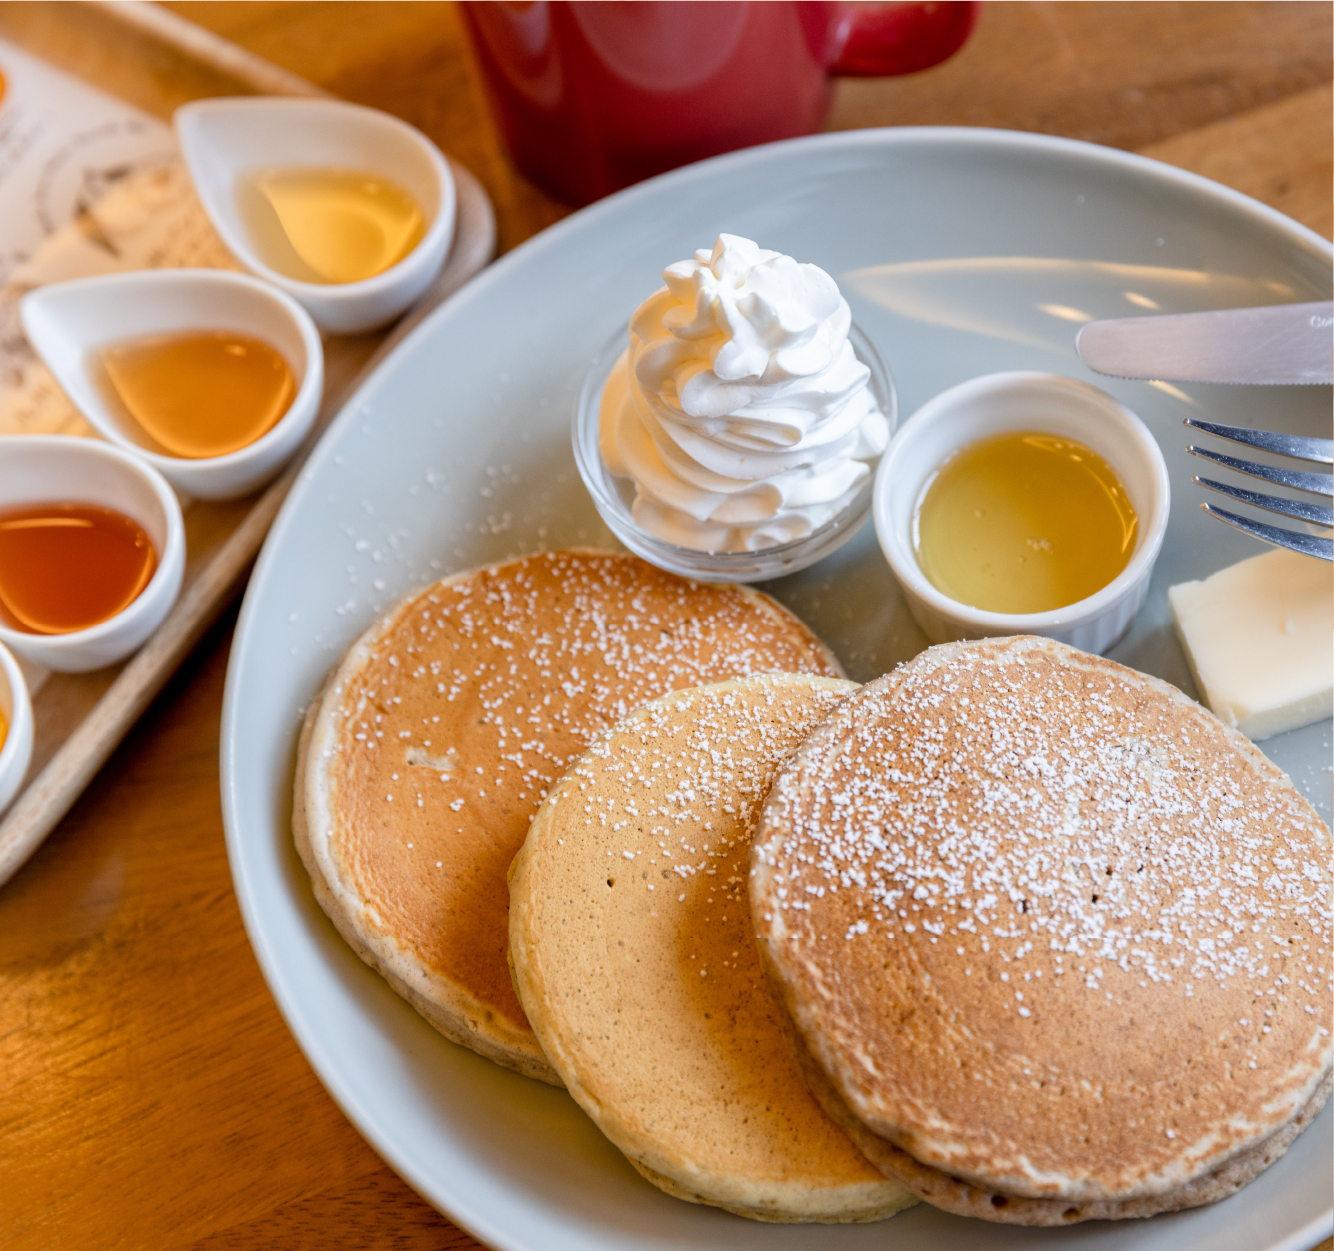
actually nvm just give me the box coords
[751,636,1332,1224]
[509,675,917,1222]
[296,549,842,1083]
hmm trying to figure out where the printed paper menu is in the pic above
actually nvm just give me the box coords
[0,38,239,439]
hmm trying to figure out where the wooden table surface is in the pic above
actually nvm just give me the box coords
[3,4,1331,1248]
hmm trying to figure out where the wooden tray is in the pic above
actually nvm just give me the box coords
[0,0,496,885]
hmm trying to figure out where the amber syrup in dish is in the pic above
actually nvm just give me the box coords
[914,430,1138,614]
[0,504,157,634]
[238,166,425,284]
[101,329,295,460]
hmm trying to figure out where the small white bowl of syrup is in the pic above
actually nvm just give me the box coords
[175,97,455,334]
[0,436,185,673]
[0,641,35,817]
[21,268,323,500]
[873,371,1170,655]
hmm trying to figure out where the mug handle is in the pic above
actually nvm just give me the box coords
[826,1,981,77]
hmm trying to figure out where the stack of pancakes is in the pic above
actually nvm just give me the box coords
[295,549,841,1083]
[295,552,1331,1226]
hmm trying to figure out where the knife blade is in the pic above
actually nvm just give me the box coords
[1075,301,1333,384]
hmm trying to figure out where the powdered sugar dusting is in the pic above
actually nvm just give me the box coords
[336,550,839,818]
[562,677,852,912]
[761,641,1331,1000]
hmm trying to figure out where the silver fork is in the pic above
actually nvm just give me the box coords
[1186,418,1333,561]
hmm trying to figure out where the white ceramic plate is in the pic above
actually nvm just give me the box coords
[222,129,1333,1251]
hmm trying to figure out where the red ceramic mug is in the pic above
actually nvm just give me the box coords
[461,1,980,205]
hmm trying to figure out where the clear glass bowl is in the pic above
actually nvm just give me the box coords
[572,320,896,583]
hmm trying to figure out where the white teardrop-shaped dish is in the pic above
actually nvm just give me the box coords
[21,268,324,500]
[0,436,185,673]
[175,97,455,334]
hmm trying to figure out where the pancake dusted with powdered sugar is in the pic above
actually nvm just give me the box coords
[296,549,842,1083]
[509,675,916,1223]
[751,635,1332,1224]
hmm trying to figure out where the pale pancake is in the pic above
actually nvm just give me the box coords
[297,550,842,1083]
[752,636,1332,1223]
[509,675,917,1222]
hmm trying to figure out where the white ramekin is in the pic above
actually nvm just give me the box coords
[21,269,324,501]
[0,641,34,816]
[873,371,1170,655]
[0,436,186,673]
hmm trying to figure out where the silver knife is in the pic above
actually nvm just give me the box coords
[1076,301,1333,384]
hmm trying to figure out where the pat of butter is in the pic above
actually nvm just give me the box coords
[1168,548,1332,740]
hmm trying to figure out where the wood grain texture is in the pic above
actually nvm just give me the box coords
[1140,83,1334,242]
[2,3,1330,1249]
[827,1,1333,150]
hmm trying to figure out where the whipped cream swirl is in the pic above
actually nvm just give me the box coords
[599,234,888,553]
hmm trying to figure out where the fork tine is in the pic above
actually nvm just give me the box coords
[1201,503,1334,561]
[1184,418,1334,464]
[1187,445,1334,497]
[1194,476,1334,526]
